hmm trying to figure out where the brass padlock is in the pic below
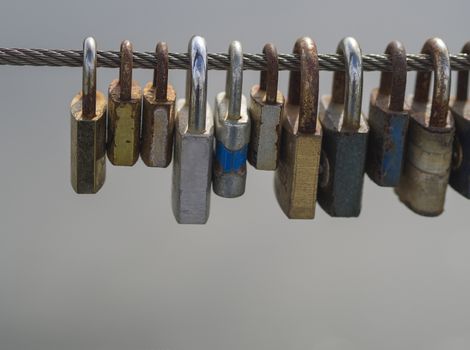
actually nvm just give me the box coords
[366,41,408,186]
[70,37,106,194]
[141,42,176,167]
[396,38,454,216]
[317,37,369,217]
[449,42,470,198]
[107,40,142,166]
[274,37,322,219]
[248,43,284,170]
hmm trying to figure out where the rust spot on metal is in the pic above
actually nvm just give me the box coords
[379,41,406,112]
[119,40,133,101]
[259,43,279,104]
[154,42,169,101]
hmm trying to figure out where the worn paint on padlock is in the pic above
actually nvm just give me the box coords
[71,37,106,194]
[317,37,369,217]
[396,38,454,216]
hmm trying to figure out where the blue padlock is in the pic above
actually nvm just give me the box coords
[366,41,409,186]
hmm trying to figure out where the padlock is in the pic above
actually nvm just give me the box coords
[107,40,142,166]
[141,42,176,167]
[396,38,454,216]
[273,37,322,219]
[172,36,214,224]
[70,37,106,194]
[449,42,470,198]
[248,43,284,170]
[213,41,251,198]
[317,37,369,217]
[366,41,409,186]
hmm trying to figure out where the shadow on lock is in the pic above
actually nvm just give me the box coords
[396,38,454,216]
[318,37,369,217]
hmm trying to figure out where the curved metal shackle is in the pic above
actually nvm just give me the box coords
[378,40,407,112]
[225,41,243,119]
[331,37,363,130]
[456,42,470,102]
[119,40,133,101]
[259,43,279,104]
[82,37,97,118]
[287,37,319,134]
[153,42,169,101]
[413,38,451,128]
[186,35,208,133]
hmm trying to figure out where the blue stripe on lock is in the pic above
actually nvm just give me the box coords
[215,141,248,173]
[382,117,408,184]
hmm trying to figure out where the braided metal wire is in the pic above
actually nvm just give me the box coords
[0,48,469,71]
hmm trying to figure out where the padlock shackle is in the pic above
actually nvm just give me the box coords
[331,37,363,131]
[186,35,208,134]
[456,42,470,102]
[413,38,451,128]
[259,43,279,104]
[153,42,169,101]
[82,37,97,119]
[226,41,243,120]
[379,40,407,112]
[119,40,133,101]
[287,37,319,134]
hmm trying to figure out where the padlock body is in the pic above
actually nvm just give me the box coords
[396,99,454,216]
[248,85,284,170]
[141,82,176,168]
[213,92,251,198]
[366,88,409,186]
[318,95,369,217]
[107,79,142,166]
[449,100,470,198]
[172,99,214,224]
[274,104,322,219]
[70,91,107,194]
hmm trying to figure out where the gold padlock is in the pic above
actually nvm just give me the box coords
[107,40,142,166]
[70,37,106,194]
[274,37,322,219]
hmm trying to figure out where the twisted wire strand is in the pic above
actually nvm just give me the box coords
[0,48,469,71]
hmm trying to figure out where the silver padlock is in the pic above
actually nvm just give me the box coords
[213,41,251,198]
[171,36,214,224]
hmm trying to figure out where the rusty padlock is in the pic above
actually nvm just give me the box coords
[317,37,369,217]
[107,40,142,166]
[248,43,284,170]
[70,37,106,194]
[273,37,322,219]
[396,38,454,216]
[141,42,176,167]
[366,41,409,186]
[449,42,470,198]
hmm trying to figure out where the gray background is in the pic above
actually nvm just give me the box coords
[1,0,470,349]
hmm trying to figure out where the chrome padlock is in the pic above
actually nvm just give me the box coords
[107,40,142,166]
[366,41,409,186]
[213,41,251,198]
[248,43,284,170]
[449,42,470,198]
[70,37,106,194]
[172,36,214,224]
[317,37,369,217]
[396,38,454,216]
[141,42,176,167]
[274,37,322,219]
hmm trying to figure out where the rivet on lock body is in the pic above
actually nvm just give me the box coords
[396,38,454,216]
[141,42,176,168]
[107,40,142,166]
[172,36,214,224]
[248,43,284,170]
[274,37,322,219]
[318,37,369,217]
[213,41,251,198]
[367,41,409,186]
[449,42,470,198]
[70,37,106,194]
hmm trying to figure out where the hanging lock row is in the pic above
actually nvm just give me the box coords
[70,36,470,223]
